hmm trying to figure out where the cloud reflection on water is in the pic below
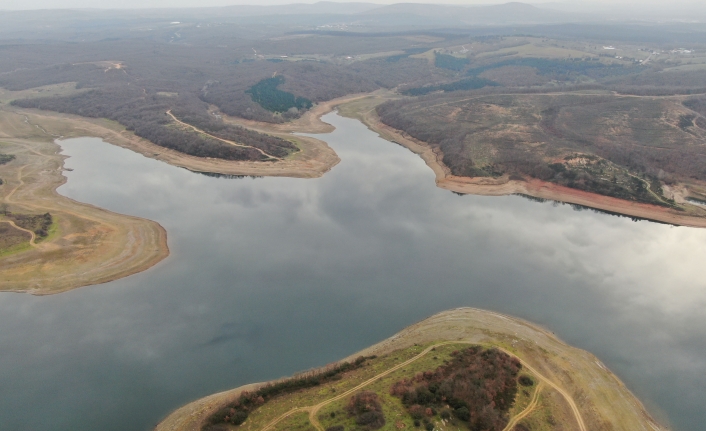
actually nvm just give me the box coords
[0,113,704,431]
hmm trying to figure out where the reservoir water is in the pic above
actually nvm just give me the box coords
[1,112,705,431]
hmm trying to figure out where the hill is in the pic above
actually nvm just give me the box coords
[359,2,587,25]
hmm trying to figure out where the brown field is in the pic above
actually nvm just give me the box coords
[155,308,668,431]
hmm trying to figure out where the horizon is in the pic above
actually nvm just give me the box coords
[2,0,705,12]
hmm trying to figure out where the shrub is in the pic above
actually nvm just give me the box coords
[346,391,385,430]
[454,407,470,422]
[518,375,534,387]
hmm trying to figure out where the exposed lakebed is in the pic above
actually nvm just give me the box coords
[0,113,705,431]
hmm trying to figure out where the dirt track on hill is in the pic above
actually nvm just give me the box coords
[166,110,282,161]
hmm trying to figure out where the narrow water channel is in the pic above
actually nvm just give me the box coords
[0,112,704,431]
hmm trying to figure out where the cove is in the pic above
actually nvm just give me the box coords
[0,112,705,431]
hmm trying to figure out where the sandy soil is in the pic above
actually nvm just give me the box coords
[344,95,706,228]
[155,307,668,431]
[0,109,169,295]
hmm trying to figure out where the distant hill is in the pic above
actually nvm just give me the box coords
[358,2,588,25]
[213,1,381,16]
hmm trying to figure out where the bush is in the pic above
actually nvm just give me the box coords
[346,391,385,430]
[518,375,534,387]
[0,154,15,165]
[454,407,470,422]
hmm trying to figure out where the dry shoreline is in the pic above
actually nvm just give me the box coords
[0,114,169,294]
[0,91,364,294]
[154,307,669,431]
[341,94,706,229]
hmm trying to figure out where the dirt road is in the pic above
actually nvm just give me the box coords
[166,111,282,161]
[255,341,584,431]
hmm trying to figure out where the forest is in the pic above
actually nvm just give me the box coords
[246,76,313,114]
[390,346,521,431]
[434,52,470,71]
[378,91,706,205]
[2,25,706,175]
[0,34,448,160]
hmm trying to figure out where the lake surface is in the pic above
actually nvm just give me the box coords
[1,112,705,431]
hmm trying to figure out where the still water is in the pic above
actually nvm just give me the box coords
[1,113,705,431]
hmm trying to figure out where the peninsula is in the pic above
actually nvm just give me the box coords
[155,308,667,431]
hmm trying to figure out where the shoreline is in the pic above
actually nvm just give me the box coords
[10,107,342,179]
[0,107,170,295]
[341,94,706,229]
[154,307,669,431]
[0,92,367,294]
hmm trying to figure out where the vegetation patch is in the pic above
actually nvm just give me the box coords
[3,211,53,238]
[203,356,372,430]
[0,221,32,252]
[403,77,499,96]
[467,57,634,81]
[247,76,313,114]
[0,153,16,165]
[390,346,521,431]
[434,52,470,71]
[345,391,385,430]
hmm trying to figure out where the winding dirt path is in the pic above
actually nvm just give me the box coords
[0,219,37,246]
[5,164,27,204]
[499,347,587,431]
[256,341,584,431]
[166,110,282,161]
[502,383,544,431]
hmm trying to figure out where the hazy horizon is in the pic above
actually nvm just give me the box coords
[2,0,705,12]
